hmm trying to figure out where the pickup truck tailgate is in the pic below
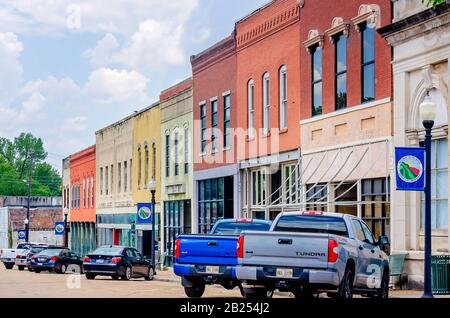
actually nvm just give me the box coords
[241,231,330,269]
[177,234,238,266]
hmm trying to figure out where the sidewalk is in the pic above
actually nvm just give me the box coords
[155,267,450,298]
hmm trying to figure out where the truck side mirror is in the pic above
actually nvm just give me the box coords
[377,235,390,246]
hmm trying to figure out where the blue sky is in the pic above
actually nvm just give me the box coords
[0,0,268,171]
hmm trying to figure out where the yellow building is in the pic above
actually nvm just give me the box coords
[132,102,161,257]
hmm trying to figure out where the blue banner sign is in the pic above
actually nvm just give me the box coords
[137,203,153,224]
[17,229,26,240]
[395,147,425,191]
[54,222,65,235]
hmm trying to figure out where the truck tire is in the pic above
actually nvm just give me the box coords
[4,263,14,270]
[375,270,389,299]
[34,269,41,273]
[18,266,25,271]
[243,288,274,299]
[85,273,96,280]
[336,267,354,299]
[28,266,34,272]
[184,281,206,298]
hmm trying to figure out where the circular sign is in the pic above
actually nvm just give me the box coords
[18,231,25,239]
[55,223,65,234]
[138,206,152,220]
[397,155,424,183]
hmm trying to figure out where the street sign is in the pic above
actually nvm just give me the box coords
[137,203,153,224]
[54,222,65,235]
[17,229,26,240]
[395,147,425,191]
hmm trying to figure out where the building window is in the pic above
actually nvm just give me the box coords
[211,99,218,152]
[118,162,121,193]
[306,184,327,211]
[165,135,170,177]
[283,164,298,204]
[129,159,132,189]
[312,46,323,116]
[335,34,347,110]
[200,103,206,153]
[138,147,142,188]
[100,167,103,195]
[174,131,179,176]
[223,94,231,148]
[105,166,109,195]
[362,178,390,239]
[248,80,254,137]
[145,145,149,186]
[422,139,448,229]
[152,143,156,180]
[263,72,270,134]
[361,23,375,103]
[279,66,287,129]
[198,177,234,233]
[184,128,189,174]
[91,176,94,208]
[83,178,86,208]
[164,200,191,266]
[110,164,114,194]
[251,169,267,206]
[123,161,127,192]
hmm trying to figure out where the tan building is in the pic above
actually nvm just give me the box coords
[95,114,135,247]
[159,79,194,265]
[379,0,450,288]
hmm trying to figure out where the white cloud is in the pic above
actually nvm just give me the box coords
[82,33,118,67]
[62,116,88,132]
[0,32,24,103]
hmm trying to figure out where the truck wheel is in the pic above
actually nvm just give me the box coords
[85,273,96,280]
[4,263,14,270]
[34,269,41,273]
[28,266,34,272]
[18,265,25,271]
[244,288,274,299]
[375,270,389,299]
[336,267,354,299]
[184,281,206,298]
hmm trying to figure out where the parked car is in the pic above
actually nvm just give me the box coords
[1,242,35,270]
[25,244,52,271]
[174,218,272,298]
[30,247,83,274]
[235,211,390,299]
[83,246,155,281]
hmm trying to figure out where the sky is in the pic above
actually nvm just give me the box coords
[0,0,269,172]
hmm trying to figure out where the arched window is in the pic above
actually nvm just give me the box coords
[137,146,142,187]
[263,72,270,134]
[279,65,287,129]
[144,144,149,186]
[152,142,156,180]
[248,79,255,137]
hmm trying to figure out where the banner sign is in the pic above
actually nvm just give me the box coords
[17,229,26,240]
[54,222,65,235]
[137,203,153,224]
[395,147,425,191]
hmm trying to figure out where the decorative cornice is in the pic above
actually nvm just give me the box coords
[351,4,381,32]
[303,29,324,54]
[236,4,300,50]
[191,35,236,74]
[325,17,350,43]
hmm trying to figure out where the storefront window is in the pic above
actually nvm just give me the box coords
[306,184,327,211]
[422,139,448,229]
[362,178,390,238]
[164,200,191,265]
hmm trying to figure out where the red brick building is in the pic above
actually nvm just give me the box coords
[191,34,239,233]
[69,145,96,256]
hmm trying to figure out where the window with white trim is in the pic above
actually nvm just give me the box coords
[247,80,254,137]
[263,72,270,134]
[279,66,287,129]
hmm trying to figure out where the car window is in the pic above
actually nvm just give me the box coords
[125,249,136,257]
[92,247,124,256]
[360,222,376,245]
[135,250,143,258]
[17,243,32,249]
[352,220,366,242]
[274,215,349,236]
[212,222,271,235]
[38,248,64,256]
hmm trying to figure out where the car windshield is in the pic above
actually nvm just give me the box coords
[91,247,123,256]
[17,243,33,249]
[31,247,47,254]
[212,222,271,235]
[274,215,349,237]
[37,248,63,256]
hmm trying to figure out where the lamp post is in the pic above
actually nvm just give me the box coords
[148,178,157,270]
[419,91,437,298]
[63,211,69,248]
[24,156,33,242]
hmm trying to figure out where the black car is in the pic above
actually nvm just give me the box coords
[26,245,51,271]
[30,247,83,274]
[83,246,155,281]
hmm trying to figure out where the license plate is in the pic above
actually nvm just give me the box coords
[205,266,220,274]
[276,268,293,278]
[96,259,104,263]
[37,263,43,266]
[38,258,46,262]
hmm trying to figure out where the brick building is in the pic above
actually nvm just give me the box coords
[191,34,239,233]
[69,145,96,257]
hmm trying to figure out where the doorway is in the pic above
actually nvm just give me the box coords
[113,229,121,245]
[142,230,152,258]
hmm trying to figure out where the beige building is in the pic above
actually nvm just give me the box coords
[380,0,450,288]
[95,114,135,247]
[159,79,194,265]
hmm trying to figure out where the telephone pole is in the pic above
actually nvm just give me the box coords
[25,156,33,242]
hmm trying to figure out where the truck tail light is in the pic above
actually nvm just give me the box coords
[237,235,244,259]
[174,239,180,259]
[83,256,90,262]
[328,239,339,263]
[50,256,59,261]
[111,257,122,263]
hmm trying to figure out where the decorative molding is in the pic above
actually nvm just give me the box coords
[325,17,350,43]
[303,29,324,53]
[351,4,381,32]
[297,0,305,8]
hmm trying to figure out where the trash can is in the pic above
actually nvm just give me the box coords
[432,255,450,294]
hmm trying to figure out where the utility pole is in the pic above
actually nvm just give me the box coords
[25,156,33,243]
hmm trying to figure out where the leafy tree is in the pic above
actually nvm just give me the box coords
[0,156,27,196]
[13,133,47,180]
[422,0,446,8]
[0,137,15,165]
[33,163,61,196]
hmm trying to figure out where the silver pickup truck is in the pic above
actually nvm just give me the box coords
[236,211,390,299]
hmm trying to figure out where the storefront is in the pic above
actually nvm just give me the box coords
[163,200,191,265]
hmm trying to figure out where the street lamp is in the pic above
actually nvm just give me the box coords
[420,91,437,298]
[63,211,69,248]
[148,178,157,270]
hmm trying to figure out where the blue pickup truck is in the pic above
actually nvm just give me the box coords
[174,218,272,298]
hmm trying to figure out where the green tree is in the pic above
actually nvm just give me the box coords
[0,137,15,165]
[0,156,27,196]
[13,133,47,180]
[422,0,446,8]
[33,162,62,196]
